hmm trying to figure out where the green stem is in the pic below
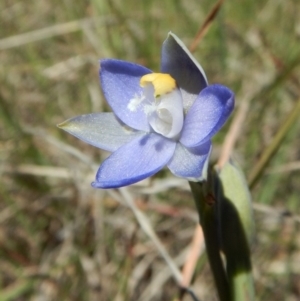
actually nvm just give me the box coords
[189,181,231,301]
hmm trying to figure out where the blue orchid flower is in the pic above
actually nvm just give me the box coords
[59,32,234,189]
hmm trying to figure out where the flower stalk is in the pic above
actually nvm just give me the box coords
[190,160,255,301]
[189,179,231,301]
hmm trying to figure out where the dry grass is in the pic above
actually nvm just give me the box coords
[1,0,300,300]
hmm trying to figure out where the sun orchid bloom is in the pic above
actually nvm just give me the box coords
[58,32,234,189]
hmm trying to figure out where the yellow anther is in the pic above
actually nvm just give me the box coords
[140,73,176,97]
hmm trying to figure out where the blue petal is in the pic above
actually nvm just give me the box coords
[92,133,176,188]
[100,59,152,132]
[58,113,145,152]
[167,141,211,181]
[180,84,234,148]
[161,32,208,110]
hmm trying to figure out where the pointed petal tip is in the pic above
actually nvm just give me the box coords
[167,31,174,38]
[56,119,77,131]
[91,179,132,189]
[165,31,180,40]
[92,181,110,189]
[57,120,68,129]
[91,181,109,189]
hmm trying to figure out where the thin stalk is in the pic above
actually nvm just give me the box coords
[189,181,231,301]
[248,98,300,188]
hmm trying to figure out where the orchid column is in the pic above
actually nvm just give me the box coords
[58,32,254,301]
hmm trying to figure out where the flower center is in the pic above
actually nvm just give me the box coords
[128,73,184,139]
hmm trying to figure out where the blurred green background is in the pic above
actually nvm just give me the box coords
[1,0,300,300]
